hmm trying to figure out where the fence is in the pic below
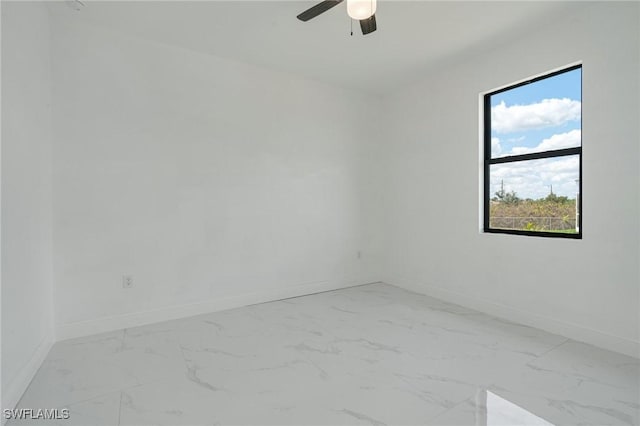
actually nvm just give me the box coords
[490,216,576,231]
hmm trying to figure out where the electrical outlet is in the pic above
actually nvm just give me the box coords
[122,275,133,288]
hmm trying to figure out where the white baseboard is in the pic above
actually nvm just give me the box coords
[56,279,371,342]
[2,332,54,415]
[387,277,640,359]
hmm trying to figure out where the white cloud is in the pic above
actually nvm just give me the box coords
[491,137,502,157]
[510,129,581,155]
[507,136,525,144]
[491,156,579,199]
[491,98,581,134]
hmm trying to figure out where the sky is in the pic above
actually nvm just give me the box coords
[489,67,581,200]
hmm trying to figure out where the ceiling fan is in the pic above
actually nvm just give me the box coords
[297,0,377,35]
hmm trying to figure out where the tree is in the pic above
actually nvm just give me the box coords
[543,193,569,203]
[493,188,520,204]
[493,180,520,204]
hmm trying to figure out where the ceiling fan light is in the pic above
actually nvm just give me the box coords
[347,0,376,20]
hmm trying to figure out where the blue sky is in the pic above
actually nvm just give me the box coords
[489,67,581,199]
[492,68,581,106]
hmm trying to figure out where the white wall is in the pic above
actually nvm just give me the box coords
[382,2,640,358]
[1,1,55,411]
[49,13,385,339]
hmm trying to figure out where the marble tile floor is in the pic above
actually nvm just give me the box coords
[8,283,640,426]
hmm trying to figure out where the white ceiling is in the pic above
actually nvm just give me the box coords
[51,1,587,95]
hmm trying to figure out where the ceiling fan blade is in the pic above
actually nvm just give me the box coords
[360,14,377,35]
[297,0,344,22]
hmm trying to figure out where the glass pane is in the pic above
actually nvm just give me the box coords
[489,156,580,234]
[490,68,581,158]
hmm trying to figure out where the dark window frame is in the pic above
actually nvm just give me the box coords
[483,65,582,239]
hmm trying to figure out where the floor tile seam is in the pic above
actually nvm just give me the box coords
[117,391,123,426]
[62,384,144,411]
[393,372,483,420]
[426,394,476,424]
[120,328,128,352]
[527,338,571,365]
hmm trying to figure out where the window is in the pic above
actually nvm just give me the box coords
[483,65,582,238]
